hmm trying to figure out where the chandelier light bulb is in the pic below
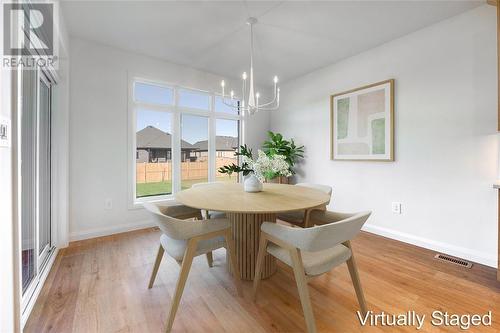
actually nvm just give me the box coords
[273,76,278,83]
[230,90,234,99]
[242,72,247,80]
[221,80,225,87]
[256,92,260,99]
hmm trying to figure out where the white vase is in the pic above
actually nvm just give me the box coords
[244,174,263,193]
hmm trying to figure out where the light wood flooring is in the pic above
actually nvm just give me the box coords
[25,228,500,332]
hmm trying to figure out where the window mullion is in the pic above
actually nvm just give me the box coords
[208,97,216,182]
[172,89,181,193]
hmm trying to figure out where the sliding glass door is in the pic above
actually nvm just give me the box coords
[38,73,52,268]
[20,68,54,309]
[20,69,37,295]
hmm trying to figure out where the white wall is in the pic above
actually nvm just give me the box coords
[270,5,498,267]
[0,4,16,330]
[69,38,270,240]
[52,0,71,249]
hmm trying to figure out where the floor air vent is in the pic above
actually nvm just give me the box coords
[433,253,472,269]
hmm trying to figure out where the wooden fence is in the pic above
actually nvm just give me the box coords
[136,158,237,183]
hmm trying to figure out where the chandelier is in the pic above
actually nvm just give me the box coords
[220,17,280,115]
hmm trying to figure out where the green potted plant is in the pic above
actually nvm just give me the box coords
[262,131,304,183]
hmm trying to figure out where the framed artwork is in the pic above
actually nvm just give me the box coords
[330,79,394,161]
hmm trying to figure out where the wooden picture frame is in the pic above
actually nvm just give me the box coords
[330,79,394,161]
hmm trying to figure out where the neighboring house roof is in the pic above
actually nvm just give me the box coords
[136,126,194,149]
[193,136,238,151]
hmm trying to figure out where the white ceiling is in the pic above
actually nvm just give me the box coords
[61,1,483,85]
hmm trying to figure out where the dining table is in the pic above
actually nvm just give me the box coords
[175,182,330,280]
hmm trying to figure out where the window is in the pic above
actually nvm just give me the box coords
[134,82,174,105]
[178,88,210,110]
[181,114,209,188]
[215,96,239,115]
[135,109,173,198]
[216,118,239,183]
[130,79,243,204]
[19,68,55,311]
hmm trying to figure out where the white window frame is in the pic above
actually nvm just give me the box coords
[128,74,244,209]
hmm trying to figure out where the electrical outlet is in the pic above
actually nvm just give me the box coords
[104,198,113,210]
[0,116,11,148]
[391,202,402,214]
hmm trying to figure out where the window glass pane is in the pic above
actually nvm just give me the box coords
[178,89,210,110]
[134,82,173,105]
[215,96,239,115]
[216,119,240,183]
[136,109,173,198]
[181,114,208,188]
[21,69,37,294]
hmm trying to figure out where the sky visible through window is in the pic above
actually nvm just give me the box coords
[135,82,173,105]
[136,83,238,144]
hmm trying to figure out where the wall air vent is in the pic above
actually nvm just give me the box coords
[433,253,472,269]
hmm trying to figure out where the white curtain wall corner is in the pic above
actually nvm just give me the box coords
[270,5,498,268]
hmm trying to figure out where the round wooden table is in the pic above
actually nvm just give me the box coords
[175,183,330,280]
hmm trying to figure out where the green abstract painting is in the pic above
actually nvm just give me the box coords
[331,80,393,161]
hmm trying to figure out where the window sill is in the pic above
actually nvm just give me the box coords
[129,194,176,210]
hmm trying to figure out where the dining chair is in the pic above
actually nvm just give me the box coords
[253,210,371,333]
[155,200,203,220]
[276,183,333,227]
[143,202,242,333]
[191,182,227,219]
[154,200,221,267]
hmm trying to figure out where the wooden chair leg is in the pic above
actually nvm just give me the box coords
[225,229,243,296]
[206,252,214,267]
[148,245,164,289]
[289,248,317,333]
[303,209,312,228]
[345,241,367,315]
[252,233,268,301]
[165,239,197,333]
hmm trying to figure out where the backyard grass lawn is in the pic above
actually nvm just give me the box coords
[136,176,237,198]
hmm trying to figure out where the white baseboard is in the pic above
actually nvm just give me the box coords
[362,223,497,268]
[69,220,156,242]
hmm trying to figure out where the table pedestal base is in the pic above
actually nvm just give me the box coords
[227,212,277,280]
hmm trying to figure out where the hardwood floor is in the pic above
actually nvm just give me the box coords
[25,229,500,332]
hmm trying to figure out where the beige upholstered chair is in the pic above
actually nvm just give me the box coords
[253,210,371,333]
[276,183,333,227]
[144,202,242,333]
[154,200,220,267]
[155,200,203,220]
[191,182,227,219]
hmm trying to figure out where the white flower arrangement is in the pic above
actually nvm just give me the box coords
[241,150,292,182]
